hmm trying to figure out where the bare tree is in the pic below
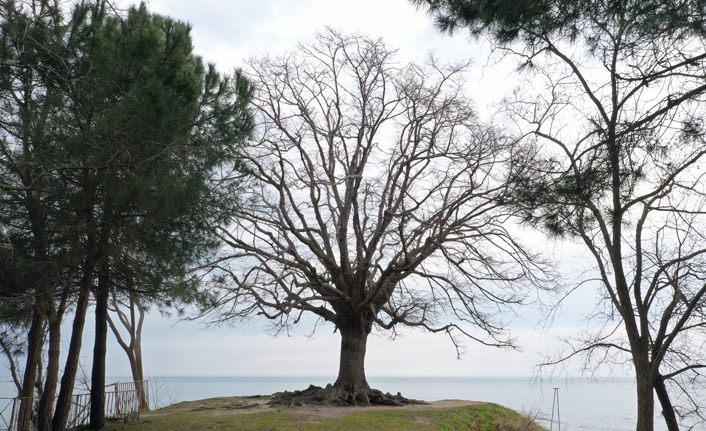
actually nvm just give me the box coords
[208,30,544,406]
[107,292,148,410]
[470,6,706,431]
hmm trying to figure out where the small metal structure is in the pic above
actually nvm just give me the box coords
[550,387,561,431]
[0,380,149,431]
[106,380,150,419]
[0,398,20,431]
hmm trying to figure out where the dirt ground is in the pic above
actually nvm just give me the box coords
[149,396,484,421]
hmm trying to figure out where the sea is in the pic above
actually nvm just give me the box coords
[1,375,704,430]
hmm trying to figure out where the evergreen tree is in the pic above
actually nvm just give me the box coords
[56,4,253,429]
[0,2,253,430]
[415,1,706,430]
[0,2,89,428]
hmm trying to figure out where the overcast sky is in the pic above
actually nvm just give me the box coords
[54,0,606,380]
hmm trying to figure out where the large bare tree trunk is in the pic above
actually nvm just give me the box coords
[269,317,414,407]
[52,281,91,431]
[90,273,110,430]
[333,326,371,403]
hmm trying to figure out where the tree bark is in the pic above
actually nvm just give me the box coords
[90,272,110,430]
[330,320,373,405]
[36,315,62,431]
[655,375,679,431]
[269,314,415,407]
[124,342,147,410]
[335,328,369,392]
[271,318,419,406]
[18,309,45,431]
[635,373,655,431]
[131,345,148,410]
[52,280,92,431]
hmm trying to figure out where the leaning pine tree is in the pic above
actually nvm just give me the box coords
[208,30,546,406]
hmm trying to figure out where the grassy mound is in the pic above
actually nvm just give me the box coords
[103,396,543,431]
[435,404,542,431]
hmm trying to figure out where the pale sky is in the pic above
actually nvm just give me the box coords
[58,0,605,380]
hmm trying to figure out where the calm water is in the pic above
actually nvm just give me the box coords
[2,375,704,430]
[129,375,704,431]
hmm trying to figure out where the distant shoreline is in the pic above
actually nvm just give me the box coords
[95,374,635,380]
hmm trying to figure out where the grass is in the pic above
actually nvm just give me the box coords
[435,404,542,431]
[103,398,544,431]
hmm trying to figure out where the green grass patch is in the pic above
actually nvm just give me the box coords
[434,403,543,431]
[104,400,543,431]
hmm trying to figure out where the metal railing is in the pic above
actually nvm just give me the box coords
[0,398,22,431]
[66,392,91,430]
[0,380,149,431]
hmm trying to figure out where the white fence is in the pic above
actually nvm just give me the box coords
[0,380,149,431]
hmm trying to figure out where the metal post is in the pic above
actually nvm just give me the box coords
[9,398,18,431]
[550,387,561,431]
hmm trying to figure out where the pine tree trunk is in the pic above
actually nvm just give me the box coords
[655,375,679,431]
[52,280,91,431]
[36,316,62,431]
[90,273,110,430]
[18,309,45,431]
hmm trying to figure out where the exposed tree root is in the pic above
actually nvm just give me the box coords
[268,384,426,407]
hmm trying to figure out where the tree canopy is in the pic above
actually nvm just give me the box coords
[0,2,253,430]
[415,1,706,430]
[413,0,706,44]
[206,29,545,406]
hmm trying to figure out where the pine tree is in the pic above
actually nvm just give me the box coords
[415,1,706,430]
[0,2,253,430]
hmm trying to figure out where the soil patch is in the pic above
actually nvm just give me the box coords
[149,396,484,421]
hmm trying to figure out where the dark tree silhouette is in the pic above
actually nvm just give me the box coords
[414,1,706,430]
[208,30,545,406]
[0,2,253,430]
